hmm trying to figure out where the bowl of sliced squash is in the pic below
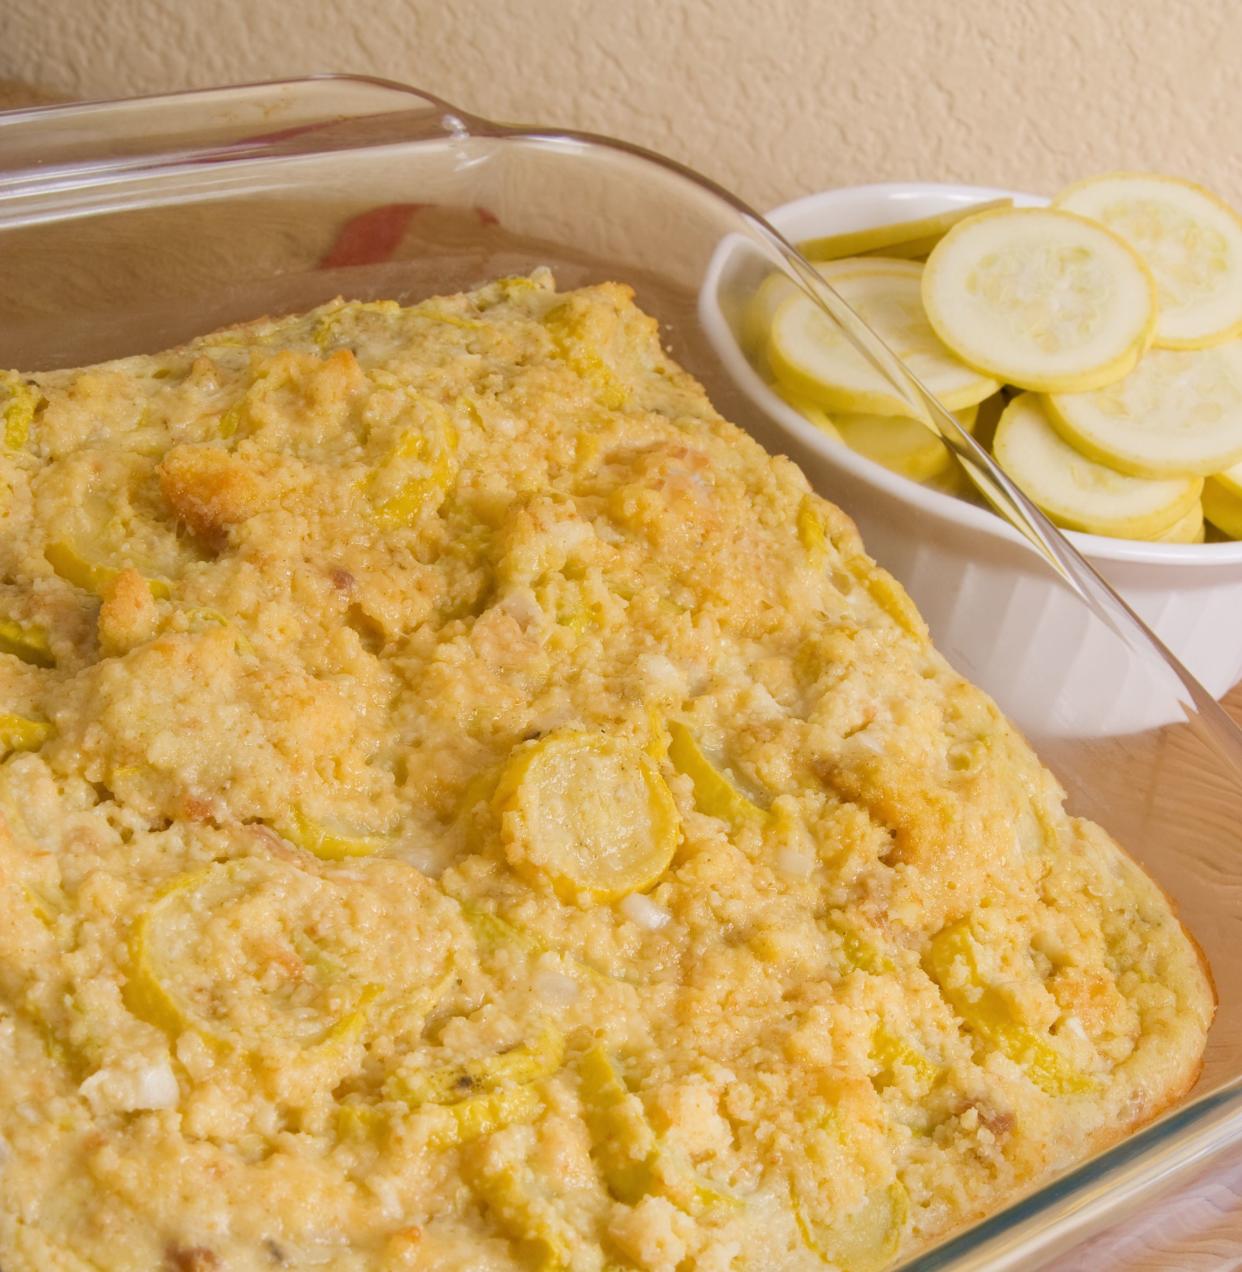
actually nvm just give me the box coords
[713,179,1242,734]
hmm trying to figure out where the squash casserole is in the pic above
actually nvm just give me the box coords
[0,273,1213,1269]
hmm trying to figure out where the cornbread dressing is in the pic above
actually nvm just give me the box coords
[0,274,1213,1270]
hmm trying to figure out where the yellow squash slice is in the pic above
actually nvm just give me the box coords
[1045,343,1242,478]
[1,375,39,450]
[768,293,908,418]
[832,403,977,483]
[494,731,680,902]
[45,540,171,601]
[1215,457,1242,500]
[576,1045,742,1219]
[789,1097,908,1272]
[426,1083,544,1151]
[336,1081,545,1152]
[0,618,54,668]
[1204,478,1242,539]
[1154,501,1206,544]
[367,413,458,529]
[126,857,451,1053]
[922,207,1156,392]
[924,920,1093,1097]
[578,1044,660,1204]
[811,257,926,283]
[667,721,767,826]
[1055,172,1242,349]
[772,384,845,443]
[0,714,53,755]
[796,494,829,566]
[768,264,998,417]
[744,273,800,354]
[42,453,190,599]
[994,394,1201,540]
[793,1180,908,1272]
[798,198,1012,262]
[388,1023,562,1151]
[871,1027,938,1094]
[470,1161,577,1271]
[273,806,389,860]
[385,1020,566,1106]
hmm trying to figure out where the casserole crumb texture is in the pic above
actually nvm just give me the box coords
[0,273,1212,1269]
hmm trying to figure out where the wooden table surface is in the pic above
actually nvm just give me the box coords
[1050,682,1242,1272]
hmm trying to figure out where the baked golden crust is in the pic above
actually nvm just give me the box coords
[0,273,1213,1270]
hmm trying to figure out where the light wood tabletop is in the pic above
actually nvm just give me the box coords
[1052,681,1242,1271]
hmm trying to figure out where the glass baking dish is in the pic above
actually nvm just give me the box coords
[2,76,1241,1268]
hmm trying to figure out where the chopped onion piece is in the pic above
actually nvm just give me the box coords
[620,892,672,931]
[133,1060,180,1110]
[636,652,686,697]
[1062,1015,1088,1042]
[367,1173,404,1220]
[80,1058,179,1112]
[776,844,816,879]
[533,954,581,1005]
[743,683,785,722]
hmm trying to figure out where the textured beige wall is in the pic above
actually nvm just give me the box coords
[5,0,1242,212]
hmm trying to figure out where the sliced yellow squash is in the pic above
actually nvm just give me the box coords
[833,413,954,482]
[1204,478,1242,539]
[45,540,171,601]
[840,264,1006,413]
[336,1076,545,1152]
[768,293,910,418]
[744,273,799,354]
[385,1020,565,1106]
[577,1045,743,1220]
[0,713,53,755]
[779,384,979,486]
[798,198,1012,261]
[368,414,458,529]
[667,721,766,826]
[426,1083,545,1151]
[922,207,1156,392]
[494,731,680,903]
[812,256,926,283]
[871,1027,938,1093]
[1,375,39,450]
[796,494,830,565]
[924,920,1094,1097]
[1154,501,1206,544]
[544,301,630,409]
[826,914,894,976]
[1055,172,1242,348]
[1045,343,1242,478]
[0,618,54,668]
[470,1161,575,1271]
[768,266,998,417]
[126,857,449,1053]
[578,1044,660,1204]
[772,383,845,443]
[273,806,389,860]
[793,1179,908,1272]
[41,453,191,599]
[1216,457,1242,500]
[994,395,1201,540]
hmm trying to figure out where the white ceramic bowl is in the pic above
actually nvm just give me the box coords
[705,183,1242,739]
